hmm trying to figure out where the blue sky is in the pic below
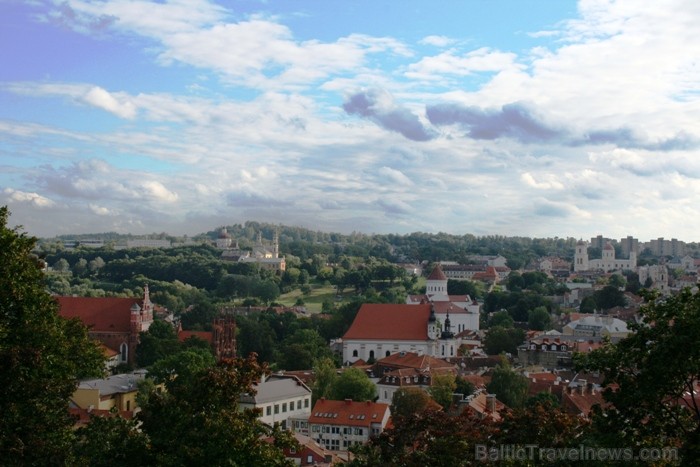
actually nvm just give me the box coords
[1,0,699,242]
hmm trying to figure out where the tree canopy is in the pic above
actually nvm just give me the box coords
[0,207,105,464]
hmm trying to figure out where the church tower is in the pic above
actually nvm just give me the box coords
[574,240,589,272]
[426,265,448,299]
[273,230,279,258]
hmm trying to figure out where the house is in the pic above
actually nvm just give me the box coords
[269,432,338,466]
[71,370,148,415]
[56,287,154,365]
[341,303,460,365]
[308,399,391,451]
[517,336,605,369]
[467,393,506,421]
[239,374,312,430]
[562,315,630,340]
[372,351,457,403]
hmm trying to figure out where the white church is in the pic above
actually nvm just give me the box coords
[574,240,637,272]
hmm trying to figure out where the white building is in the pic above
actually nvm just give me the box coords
[239,375,312,430]
[574,241,636,272]
[406,265,480,333]
[341,303,460,365]
[308,399,390,452]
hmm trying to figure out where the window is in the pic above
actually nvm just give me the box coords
[352,349,358,357]
[307,455,313,463]
[369,350,375,360]
[385,350,390,357]
[126,400,130,411]
[274,404,279,414]
[304,398,309,408]
[120,343,128,362]
[297,400,302,410]
[266,406,271,416]
[282,403,287,413]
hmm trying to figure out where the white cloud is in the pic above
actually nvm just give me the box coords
[3,188,55,207]
[140,181,179,203]
[520,172,564,190]
[419,35,455,47]
[83,86,137,119]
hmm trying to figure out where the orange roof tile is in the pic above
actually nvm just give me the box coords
[343,304,431,341]
[57,296,141,333]
[377,352,454,370]
[308,399,390,428]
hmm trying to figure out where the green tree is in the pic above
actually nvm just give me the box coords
[455,377,476,398]
[489,310,514,328]
[138,354,296,465]
[72,415,153,466]
[527,306,551,331]
[312,357,338,404]
[579,295,597,314]
[53,257,70,273]
[486,358,528,409]
[428,373,457,410]
[390,387,433,419]
[483,326,525,355]
[135,320,181,367]
[73,257,88,277]
[576,289,700,462]
[0,207,105,463]
[608,273,626,289]
[330,367,376,401]
[147,348,216,388]
[594,285,626,310]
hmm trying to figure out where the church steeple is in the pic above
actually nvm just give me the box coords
[441,310,454,339]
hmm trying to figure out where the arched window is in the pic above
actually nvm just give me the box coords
[120,343,128,362]
[385,350,390,357]
[441,345,445,356]
[369,350,375,360]
[352,349,358,357]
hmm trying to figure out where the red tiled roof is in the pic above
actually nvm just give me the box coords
[427,265,447,281]
[57,296,140,333]
[343,304,431,341]
[178,330,214,345]
[308,399,390,428]
[377,352,455,370]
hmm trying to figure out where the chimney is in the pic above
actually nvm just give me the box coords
[366,400,371,406]
[579,379,587,395]
[345,399,352,405]
[486,394,496,412]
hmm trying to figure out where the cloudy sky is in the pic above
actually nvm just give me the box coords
[2,0,699,241]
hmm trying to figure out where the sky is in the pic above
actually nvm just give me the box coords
[1,0,700,241]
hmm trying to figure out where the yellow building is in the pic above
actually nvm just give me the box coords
[71,371,148,413]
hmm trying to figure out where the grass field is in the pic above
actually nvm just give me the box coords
[277,283,354,313]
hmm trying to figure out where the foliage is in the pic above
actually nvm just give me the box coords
[72,415,153,466]
[486,358,528,409]
[277,329,333,370]
[330,367,376,402]
[482,326,525,355]
[428,373,457,410]
[147,348,216,388]
[489,310,514,328]
[0,207,105,464]
[593,285,627,311]
[576,289,700,462]
[135,320,181,367]
[527,306,552,331]
[312,357,338,404]
[455,377,476,398]
[138,354,297,465]
[390,387,433,419]
[350,407,498,467]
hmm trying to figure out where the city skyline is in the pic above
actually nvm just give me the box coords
[2,1,700,240]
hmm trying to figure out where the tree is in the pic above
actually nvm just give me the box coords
[312,357,338,404]
[0,207,105,463]
[594,285,626,310]
[486,358,528,409]
[580,295,597,314]
[527,306,551,331]
[608,273,626,289]
[147,348,216,389]
[455,377,476,398]
[135,320,181,367]
[88,256,105,275]
[390,387,433,419]
[138,354,296,465]
[576,289,700,462]
[330,367,376,401]
[53,257,70,273]
[482,326,525,355]
[428,373,457,410]
[72,415,153,466]
[73,257,88,277]
[489,310,514,328]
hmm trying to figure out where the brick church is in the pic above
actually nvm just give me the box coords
[56,286,154,365]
